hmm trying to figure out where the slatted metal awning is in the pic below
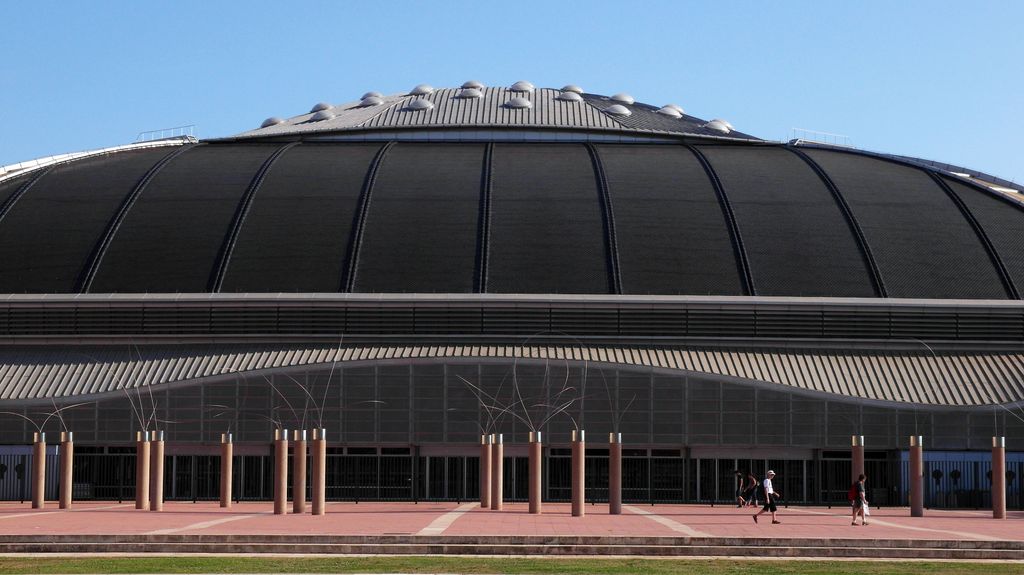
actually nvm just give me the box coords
[0,343,1022,407]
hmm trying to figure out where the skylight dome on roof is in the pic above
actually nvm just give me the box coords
[361,91,383,100]
[556,91,582,102]
[656,106,682,118]
[506,97,532,109]
[409,84,434,96]
[260,117,285,128]
[561,85,584,94]
[461,80,485,89]
[310,102,333,113]
[406,99,435,111]
[359,96,384,107]
[704,119,732,133]
[310,110,335,122]
[510,80,534,92]
[457,88,483,99]
[605,104,632,116]
[610,93,635,105]
[664,104,684,114]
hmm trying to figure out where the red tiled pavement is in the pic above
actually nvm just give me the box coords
[0,500,1021,541]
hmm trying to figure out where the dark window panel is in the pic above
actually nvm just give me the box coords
[0,149,172,293]
[488,144,610,293]
[353,143,483,293]
[91,144,280,293]
[942,177,1024,297]
[220,143,382,292]
[598,144,742,295]
[698,146,875,297]
[804,150,1006,299]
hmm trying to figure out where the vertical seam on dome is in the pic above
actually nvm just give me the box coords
[0,165,55,227]
[343,141,395,292]
[475,142,494,293]
[788,147,888,298]
[76,144,200,294]
[686,145,755,296]
[928,171,1019,300]
[585,143,622,294]
[209,142,301,293]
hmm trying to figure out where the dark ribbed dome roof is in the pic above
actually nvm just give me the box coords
[1,84,1022,299]
[0,138,1022,299]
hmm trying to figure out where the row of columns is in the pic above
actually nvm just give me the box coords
[480,430,624,517]
[270,428,327,515]
[852,434,1008,519]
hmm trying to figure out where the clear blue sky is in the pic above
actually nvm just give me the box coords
[2,0,1021,182]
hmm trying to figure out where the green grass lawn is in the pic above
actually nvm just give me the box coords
[0,557,1021,575]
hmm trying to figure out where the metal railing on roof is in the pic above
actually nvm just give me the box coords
[135,125,196,142]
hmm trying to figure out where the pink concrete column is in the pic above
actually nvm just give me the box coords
[59,432,73,510]
[273,428,288,515]
[851,435,865,484]
[220,433,233,508]
[292,430,307,514]
[609,432,622,515]
[150,431,165,512]
[528,431,542,515]
[993,436,1006,519]
[479,434,491,509]
[910,435,924,517]
[571,429,585,517]
[31,432,46,509]
[490,434,503,511]
[311,428,326,516]
[135,431,150,510]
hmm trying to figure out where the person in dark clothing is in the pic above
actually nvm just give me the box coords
[851,474,869,525]
[734,470,745,507]
[743,472,759,507]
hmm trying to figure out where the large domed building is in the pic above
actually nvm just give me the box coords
[0,81,1021,504]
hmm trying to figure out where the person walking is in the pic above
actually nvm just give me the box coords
[851,474,869,525]
[743,471,759,508]
[734,470,746,507]
[753,469,781,524]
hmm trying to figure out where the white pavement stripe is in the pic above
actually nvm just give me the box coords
[787,507,1003,541]
[623,505,710,537]
[0,503,131,520]
[145,513,266,535]
[417,502,478,535]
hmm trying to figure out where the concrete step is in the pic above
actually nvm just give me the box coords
[0,537,1021,560]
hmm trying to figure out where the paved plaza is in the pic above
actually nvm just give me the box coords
[0,500,1020,542]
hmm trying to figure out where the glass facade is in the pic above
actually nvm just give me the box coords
[0,359,1019,505]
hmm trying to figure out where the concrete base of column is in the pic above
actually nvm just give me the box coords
[910,436,923,517]
[220,434,233,508]
[293,431,307,514]
[479,436,491,509]
[273,430,288,515]
[135,433,150,511]
[311,429,326,516]
[59,432,73,510]
[490,434,503,511]
[150,433,164,512]
[571,429,585,518]
[609,433,622,515]
[31,433,46,510]
[528,432,542,515]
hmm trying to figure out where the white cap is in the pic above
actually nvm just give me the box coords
[766,470,776,476]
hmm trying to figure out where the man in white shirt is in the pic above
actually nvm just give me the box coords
[752,469,781,524]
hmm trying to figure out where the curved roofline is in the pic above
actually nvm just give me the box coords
[0,137,195,185]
